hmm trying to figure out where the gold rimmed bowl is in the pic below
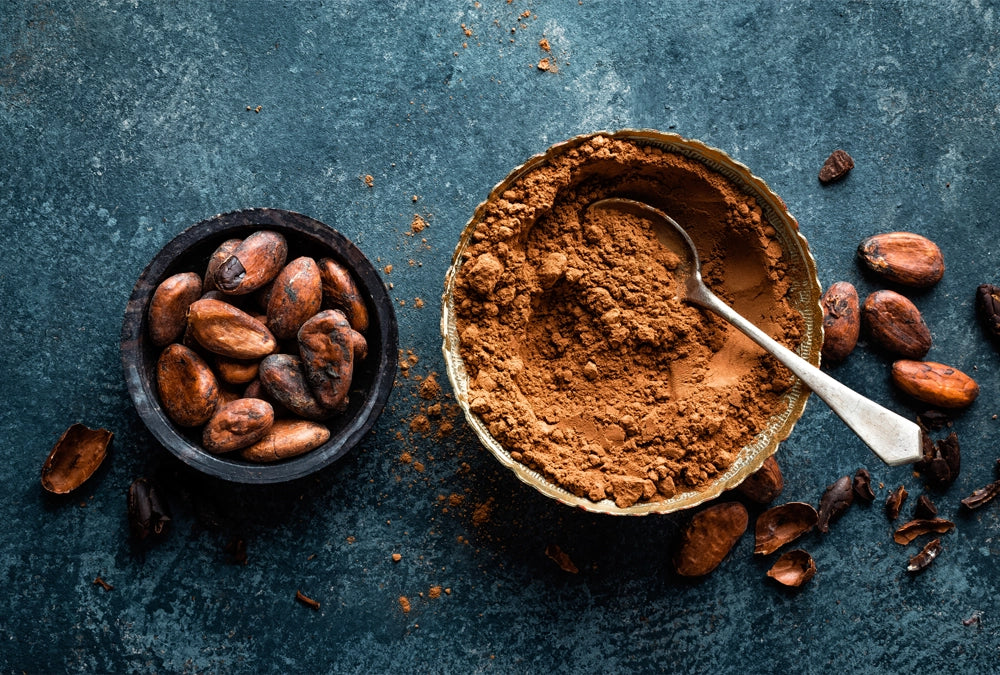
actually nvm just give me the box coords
[441,130,823,515]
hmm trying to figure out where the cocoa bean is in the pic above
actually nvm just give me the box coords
[820,281,860,363]
[203,238,241,292]
[156,343,220,427]
[259,354,332,420]
[673,501,748,577]
[241,419,331,462]
[187,298,278,359]
[975,283,1000,344]
[298,309,368,411]
[862,290,931,358]
[818,149,854,184]
[318,258,369,332]
[267,257,323,340]
[41,424,113,494]
[202,398,275,454]
[215,230,288,295]
[891,360,979,409]
[148,272,203,347]
[857,232,944,288]
[734,455,783,504]
[214,355,260,385]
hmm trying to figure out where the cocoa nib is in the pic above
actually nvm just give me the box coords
[885,485,908,521]
[907,538,942,573]
[127,478,171,542]
[960,480,1000,511]
[975,283,1000,344]
[853,468,876,503]
[817,476,853,533]
[893,518,955,545]
[917,410,950,431]
[914,494,938,519]
[818,149,854,184]
[916,431,961,489]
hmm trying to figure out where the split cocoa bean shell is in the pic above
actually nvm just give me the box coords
[202,398,275,454]
[975,283,1000,343]
[893,518,954,545]
[267,256,323,340]
[914,494,938,519]
[734,455,783,504]
[820,281,860,363]
[817,475,854,533]
[673,501,748,577]
[187,298,278,359]
[259,353,333,420]
[885,485,908,521]
[298,309,368,411]
[891,360,979,409]
[857,232,944,288]
[240,419,331,462]
[203,238,242,292]
[148,272,203,347]
[766,549,817,587]
[128,477,170,541]
[862,290,931,358]
[853,468,876,503]
[907,537,942,573]
[754,502,818,555]
[318,258,370,332]
[960,479,1000,510]
[215,230,288,295]
[156,343,220,427]
[41,423,113,494]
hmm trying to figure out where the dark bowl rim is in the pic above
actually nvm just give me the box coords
[121,207,398,484]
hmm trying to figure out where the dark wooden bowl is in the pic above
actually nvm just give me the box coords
[121,208,397,484]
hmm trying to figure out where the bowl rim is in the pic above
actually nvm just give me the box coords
[440,129,824,515]
[121,207,398,484]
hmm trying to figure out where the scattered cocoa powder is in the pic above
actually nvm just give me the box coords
[452,135,804,507]
[399,596,411,613]
[411,214,428,234]
[428,586,442,598]
[419,372,442,400]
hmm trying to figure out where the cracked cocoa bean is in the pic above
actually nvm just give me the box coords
[215,230,288,295]
[817,475,853,533]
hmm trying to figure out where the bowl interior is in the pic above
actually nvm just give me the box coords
[441,130,823,515]
[122,208,397,484]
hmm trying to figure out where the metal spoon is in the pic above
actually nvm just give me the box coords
[588,197,921,466]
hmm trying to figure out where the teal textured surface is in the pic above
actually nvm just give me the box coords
[2,1,999,671]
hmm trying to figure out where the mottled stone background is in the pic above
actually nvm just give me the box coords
[2,1,998,672]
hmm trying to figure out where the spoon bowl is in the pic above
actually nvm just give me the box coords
[588,197,922,466]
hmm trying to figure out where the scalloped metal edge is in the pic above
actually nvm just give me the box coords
[441,130,824,516]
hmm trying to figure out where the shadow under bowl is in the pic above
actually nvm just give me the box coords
[122,208,397,484]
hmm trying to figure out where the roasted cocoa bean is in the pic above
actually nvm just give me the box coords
[204,238,242,292]
[214,356,260,385]
[187,298,278,359]
[858,232,944,288]
[41,424,113,494]
[148,272,203,347]
[767,549,817,587]
[318,258,369,332]
[267,256,323,340]
[673,501,748,577]
[259,354,332,420]
[156,343,220,427]
[818,149,854,184]
[128,477,170,541]
[820,281,860,363]
[298,309,368,411]
[215,230,288,295]
[734,455,783,504]
[885,484,908,521]
[891,360,979,409]
[202,398,275,454]
[817,475,854,533]
[893,518,954,545]
[754,502,818,555]
[906,538,942,573]
[975,283,1000,344]
[241,419,331,462]
[862,290,931,358]
[853,468,876,503]
[914,494,938,519]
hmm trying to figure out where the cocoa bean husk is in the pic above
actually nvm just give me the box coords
[914,494,938,519]
[893,518,954,545]
[128,477,170,541]
[885,485,908,521]
[960,480,1000,511]
[754,502,818,555]
[41,424,113,494]
[852,468,876,503]
[766,549,817,587]
[906,537,942,573]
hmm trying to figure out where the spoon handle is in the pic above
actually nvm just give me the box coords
[692,285,923,466]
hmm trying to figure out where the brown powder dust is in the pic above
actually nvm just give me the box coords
[452,135,803,508]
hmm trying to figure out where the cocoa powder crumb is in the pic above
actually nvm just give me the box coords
[411,214,428,233]
[363,174,374,188]
[428,586,442,598]
[399,596,411,613]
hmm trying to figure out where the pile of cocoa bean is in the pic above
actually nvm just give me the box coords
[148,229,370,462]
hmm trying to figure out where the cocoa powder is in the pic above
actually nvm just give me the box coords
[452,136,805,507]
